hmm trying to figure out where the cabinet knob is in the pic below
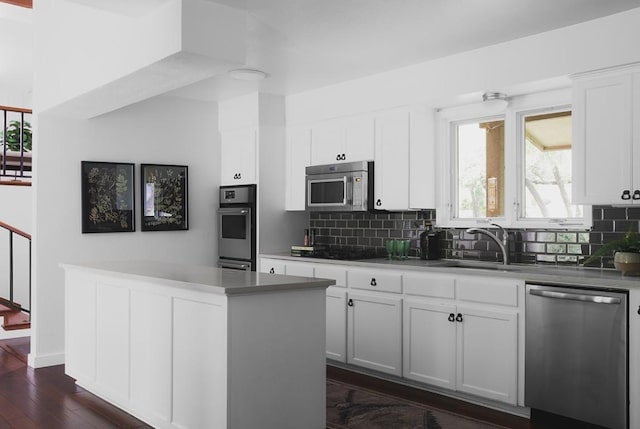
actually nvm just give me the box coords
[348,299,354,307]
[637,305,640,315]
[336,154,341,161]
[448,313,455,322]
[634,190,640,200]
[455,313,464,323]
[370,278,377,286]
[269,268,274,274]
[341,153,346,160]
[376,199,382,207]
[621,190,631,200]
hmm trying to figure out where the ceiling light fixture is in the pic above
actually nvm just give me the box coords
[228,68,267,81]
[482,92,508,110]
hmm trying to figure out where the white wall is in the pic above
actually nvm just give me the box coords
[30,96,220,367]
[286,7,640,124]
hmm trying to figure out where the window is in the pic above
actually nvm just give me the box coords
[438,89,590,229]
[455,118,504,219]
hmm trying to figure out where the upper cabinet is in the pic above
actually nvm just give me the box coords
[572,66,639,204]
[220,128,258,185]
[287,106,436,211]
[285,128,311,211]
[373,107,434,211]
[310,115,374,165]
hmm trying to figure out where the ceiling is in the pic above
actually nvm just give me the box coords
[2,0,640,104]
[169,0,640,102]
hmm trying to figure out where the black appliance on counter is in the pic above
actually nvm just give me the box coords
[218,184,256,271]
[419,229,440,260]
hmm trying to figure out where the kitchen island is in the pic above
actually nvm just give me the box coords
[61,261,334,429]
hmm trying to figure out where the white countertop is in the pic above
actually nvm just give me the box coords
[61,260,334,295]
[261,253,640,291]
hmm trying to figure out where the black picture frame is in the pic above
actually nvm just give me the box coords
[141,164,188,231]
[81,161,135,233]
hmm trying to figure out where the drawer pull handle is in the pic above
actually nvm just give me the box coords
[634,190,640,200]
[621,190,631,200]
[348,299,354,307]
[370,278,377,286]
[448,313,455,322]
[269,268,274,274]
[455,313,463,323]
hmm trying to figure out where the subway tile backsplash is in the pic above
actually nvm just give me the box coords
[308,205,640,268]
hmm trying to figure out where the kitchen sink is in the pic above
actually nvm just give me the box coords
[437,261,527,272]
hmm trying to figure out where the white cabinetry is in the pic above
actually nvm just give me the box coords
[311,115,374,165]
[572,66,639,204]
[316,265,348,362]
[259,258,286,274]
[347,291,402,376]
[372,106,435,210]
[286,128,311,210]
[347,268,403,376]
[373,109,410,210]
[220,128,257,185]
[403,272,521,405]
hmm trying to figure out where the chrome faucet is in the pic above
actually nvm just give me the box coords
[465,223,511,265]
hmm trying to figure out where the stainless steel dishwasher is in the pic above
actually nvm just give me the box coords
[525,284,628,429]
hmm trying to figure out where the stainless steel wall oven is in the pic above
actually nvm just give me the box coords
[218,184,256,271]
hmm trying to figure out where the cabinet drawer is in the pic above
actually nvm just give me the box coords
[456,277,519,307]
[403,273,455,299]
[315,265,347,288]
[348,269,402,293]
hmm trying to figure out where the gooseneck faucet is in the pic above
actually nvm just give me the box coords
[465,223,511,265]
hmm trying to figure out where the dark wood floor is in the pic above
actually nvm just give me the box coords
[0,337,602,428]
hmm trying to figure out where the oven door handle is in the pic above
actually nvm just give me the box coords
[218,208,249,215]
[529,288,621,305]
[219,261,251,270]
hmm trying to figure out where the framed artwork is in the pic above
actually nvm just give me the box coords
[141,164,188,231]
[81,161,135,233]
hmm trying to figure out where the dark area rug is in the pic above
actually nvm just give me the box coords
[327,379,508,429]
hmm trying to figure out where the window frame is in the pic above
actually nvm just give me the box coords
[436,88,591,230]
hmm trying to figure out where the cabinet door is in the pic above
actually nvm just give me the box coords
[220,129,257,185]
[284,262,315,277]
[259,258,285,274]
[326,286,347,362]
[347,292,402,376]
[286,128,311,211]
[455,305,518,405]
[403,299,456,389]
[311,115,374,165]
[311,120,344,165]
[409,107,436,209]
[374,109,410,210]
[345,115,375,162]
[572,73,633,204]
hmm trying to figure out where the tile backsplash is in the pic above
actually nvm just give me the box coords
[308,205,640,268]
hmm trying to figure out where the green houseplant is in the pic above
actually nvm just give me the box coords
[585,229,640,273]
[1,120,32,152]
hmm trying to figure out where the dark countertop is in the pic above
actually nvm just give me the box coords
[260,253,640,291]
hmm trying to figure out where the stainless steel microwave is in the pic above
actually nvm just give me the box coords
[305,161,374,212]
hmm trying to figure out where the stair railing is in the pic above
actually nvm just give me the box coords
[1,106,32,180]
[0,221,30,313]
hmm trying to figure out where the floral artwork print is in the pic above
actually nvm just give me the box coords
[81,161,135,233]
[141,164,188,231]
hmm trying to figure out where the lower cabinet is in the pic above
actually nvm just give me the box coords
[326,286,348,362]
[260,256,523,406]
[455,305,517,403]
[403,299,456,389]
[348,292,402,376]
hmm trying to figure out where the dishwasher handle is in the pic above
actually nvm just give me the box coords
[529,288,621,305]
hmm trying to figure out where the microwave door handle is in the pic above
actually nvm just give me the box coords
[345,176,352,204]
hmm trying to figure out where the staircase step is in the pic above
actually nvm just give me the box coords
[2,311,30,331]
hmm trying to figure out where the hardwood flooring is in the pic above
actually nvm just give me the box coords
[0,337,605,428]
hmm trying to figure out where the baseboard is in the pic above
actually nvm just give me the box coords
[27,350,65,368]
[0,328,30,340]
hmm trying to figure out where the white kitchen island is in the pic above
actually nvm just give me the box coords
[61,261,334,429]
